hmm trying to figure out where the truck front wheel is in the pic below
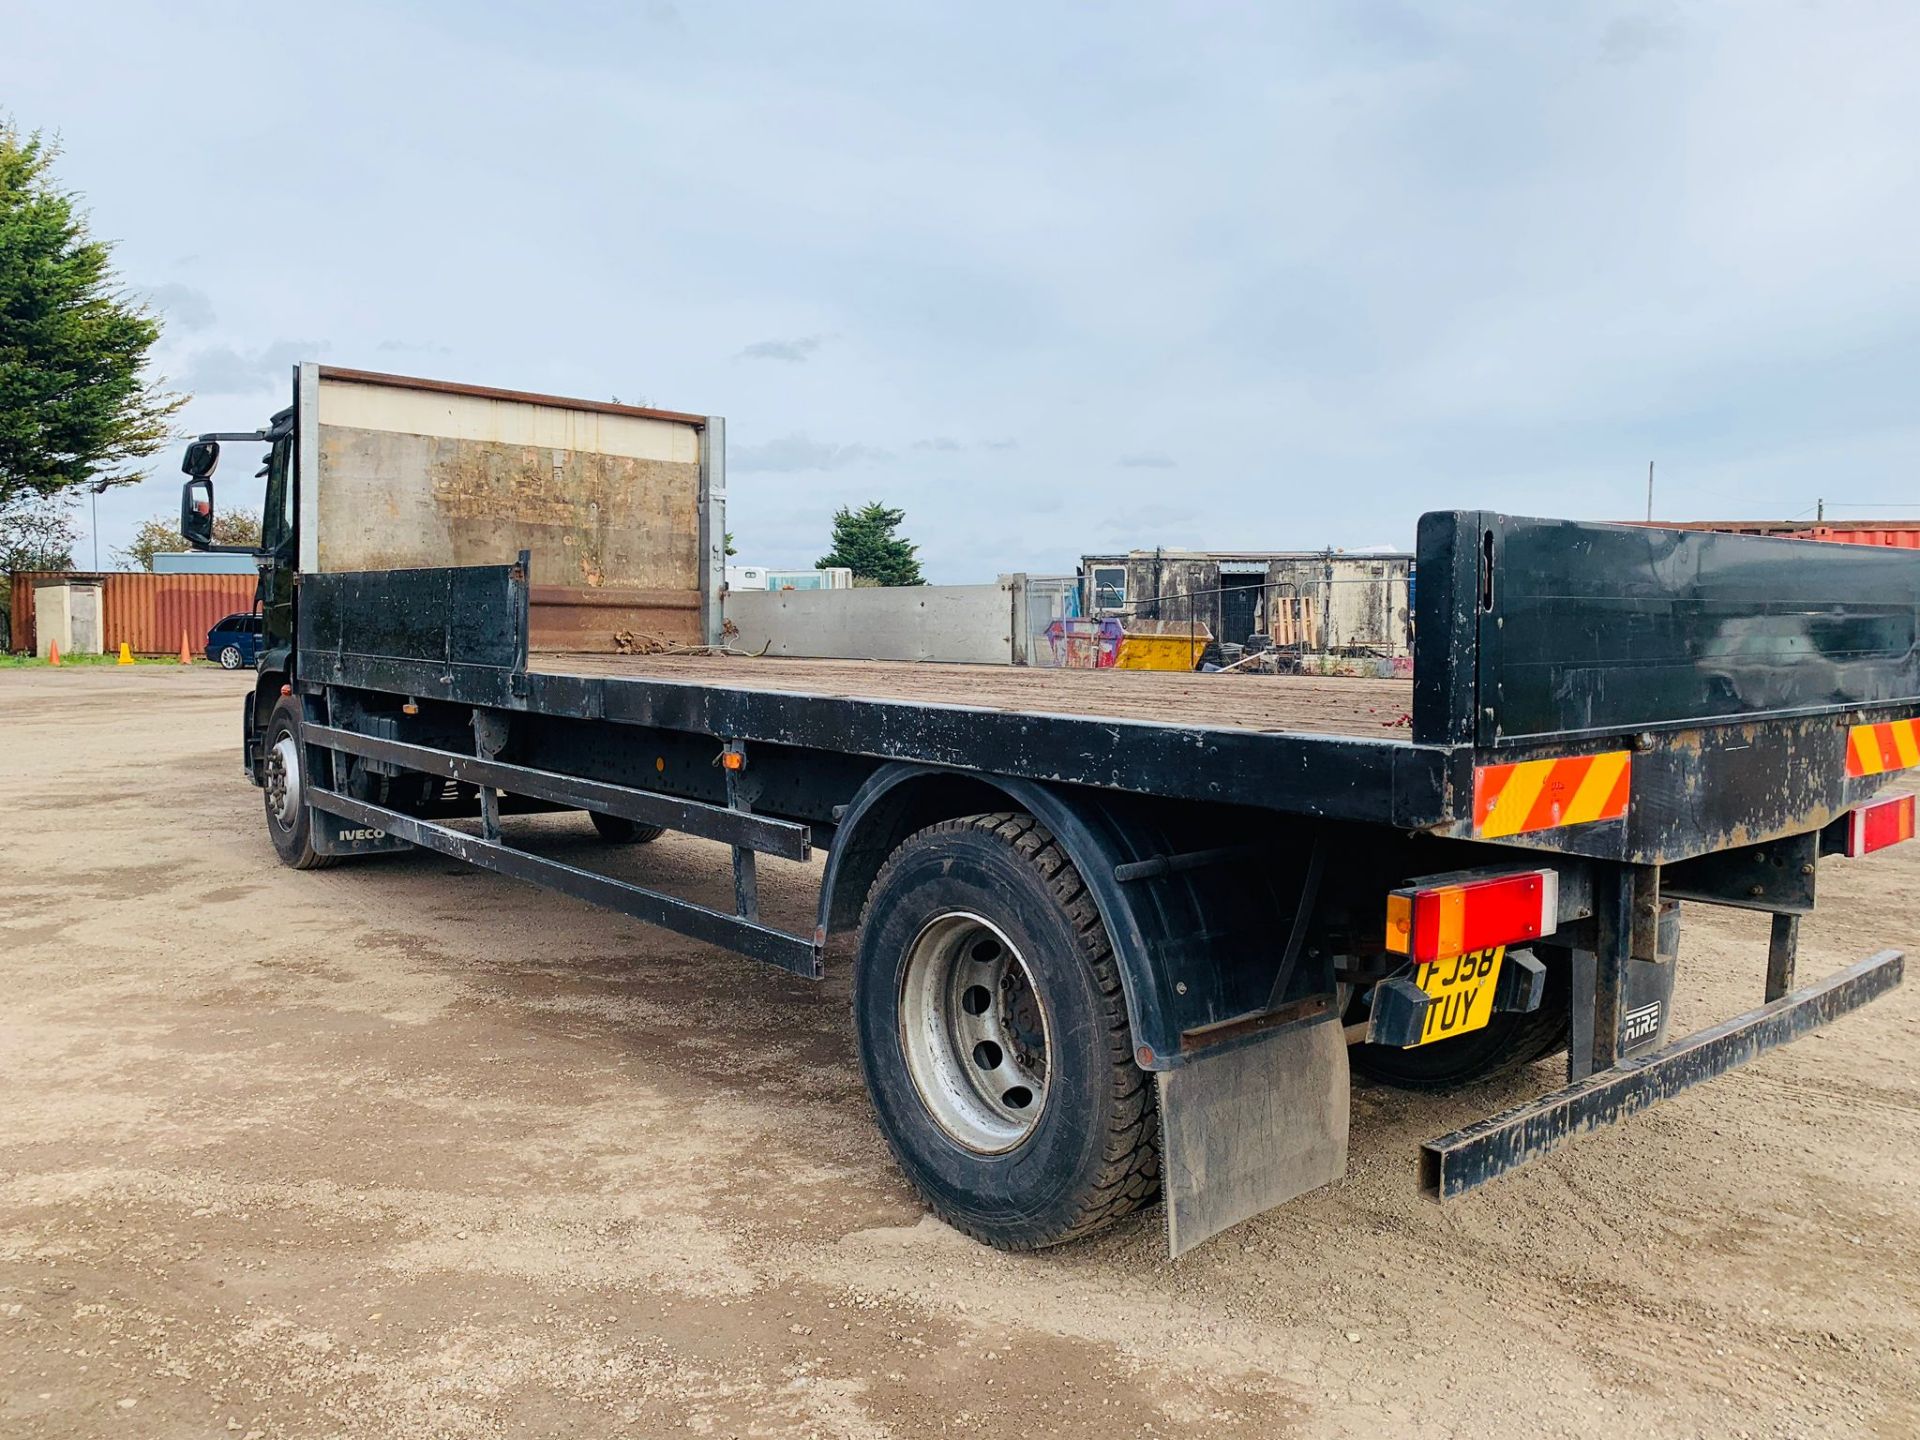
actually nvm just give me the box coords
[852,813,1160,1250]
[262,697,336,871]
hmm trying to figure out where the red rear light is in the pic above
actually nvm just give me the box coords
[1385,870,1559,964]
[1845,793,1916,857]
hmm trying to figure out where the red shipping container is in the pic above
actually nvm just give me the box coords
[8,571,258,656]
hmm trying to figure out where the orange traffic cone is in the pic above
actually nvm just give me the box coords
[48,641,61,666]
[179,631,193,664]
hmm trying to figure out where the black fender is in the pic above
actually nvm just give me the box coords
[243,670,295,786]
[819,763,1318,1069]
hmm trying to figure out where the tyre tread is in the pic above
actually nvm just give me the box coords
[860,811,1160,1249]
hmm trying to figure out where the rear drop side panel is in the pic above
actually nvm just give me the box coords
[1437,713,1920,867]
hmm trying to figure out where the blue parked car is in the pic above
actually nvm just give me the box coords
[205,613,264,669]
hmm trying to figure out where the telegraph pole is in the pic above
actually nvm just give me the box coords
[1646,461,1654,523]
[90,481,110,570]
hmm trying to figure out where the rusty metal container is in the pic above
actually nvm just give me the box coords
[1647,519,1920,550]
[8,571,257,655]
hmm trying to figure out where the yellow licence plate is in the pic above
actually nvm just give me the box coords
[1408,946,1505,1047]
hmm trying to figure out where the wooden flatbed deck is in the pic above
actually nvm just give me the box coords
[533,653,1416,741]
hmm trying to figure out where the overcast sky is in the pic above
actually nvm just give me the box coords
[6,1,1918,579]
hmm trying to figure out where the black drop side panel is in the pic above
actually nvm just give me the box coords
[1414,512,1920,749]
[298,561,528,673]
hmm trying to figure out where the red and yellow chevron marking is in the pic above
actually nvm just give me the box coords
[1473,750,1631,840]
[1847,717,1920,778]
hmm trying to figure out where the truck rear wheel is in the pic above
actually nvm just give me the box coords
[1348,944,1572,1091]
[852,813,1159,1250]
[587,812,665,844]
[262,697,337,871]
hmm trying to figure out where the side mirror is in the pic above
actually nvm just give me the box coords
[181,477,215,549]
[182,438,221,478]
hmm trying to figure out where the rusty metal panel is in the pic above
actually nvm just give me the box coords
[8,571,39,652]
[103,573,258,654]
[1815,526,1920,549]
[528,585,701,653]
[1639,519,1920,550]
[311,372,706,604]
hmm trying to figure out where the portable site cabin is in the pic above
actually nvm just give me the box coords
[1078,548,1413,658]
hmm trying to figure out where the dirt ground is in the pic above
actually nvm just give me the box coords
[3,666,1917,1440]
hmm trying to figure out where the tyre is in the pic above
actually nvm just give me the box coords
[588,811,665,844]
[218,644,245,670]
[852,812,1159,1250]
[261,697,337,871]
[1348,943,1572,1091]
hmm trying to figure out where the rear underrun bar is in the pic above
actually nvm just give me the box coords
[1419,948,1904,1200]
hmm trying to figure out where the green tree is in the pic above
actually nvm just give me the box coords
[1,493,75,570]
[118,509,260,570]
[817,502,924,586]
[0,495,75,642]
[0,124,184,507]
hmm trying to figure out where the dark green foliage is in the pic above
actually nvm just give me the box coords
[0,124,183,506]
[817,502,924,586]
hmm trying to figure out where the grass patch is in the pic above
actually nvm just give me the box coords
[1,653,197,668]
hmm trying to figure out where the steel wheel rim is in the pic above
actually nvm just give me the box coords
[898,912,1051,1154]
[266,733,303,827]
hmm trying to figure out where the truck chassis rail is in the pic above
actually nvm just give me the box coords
[305,786,822,977]
[1419,948,1904,1200]
[304,724,812,859]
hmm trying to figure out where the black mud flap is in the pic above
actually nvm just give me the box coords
[1571,900,1682,1072]
[311,808,411,858]
[1155,1015,1349,1257]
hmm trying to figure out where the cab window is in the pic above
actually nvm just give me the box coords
[261,436,295,553]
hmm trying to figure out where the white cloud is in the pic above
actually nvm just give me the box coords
[178,341,325,397]
[731,434,892,472]
[142,282,215,332]
[9,1,1916,579]
[736,335,826,363]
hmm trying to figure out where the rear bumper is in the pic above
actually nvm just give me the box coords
[1420,948,1904,1199]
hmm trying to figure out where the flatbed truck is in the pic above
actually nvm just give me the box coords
[180,364,1918,1255]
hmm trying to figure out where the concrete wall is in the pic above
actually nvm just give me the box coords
[725,583,1016,664]
[34,583,103,657]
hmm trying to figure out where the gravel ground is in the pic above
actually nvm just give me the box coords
[2,666,1917,1439]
